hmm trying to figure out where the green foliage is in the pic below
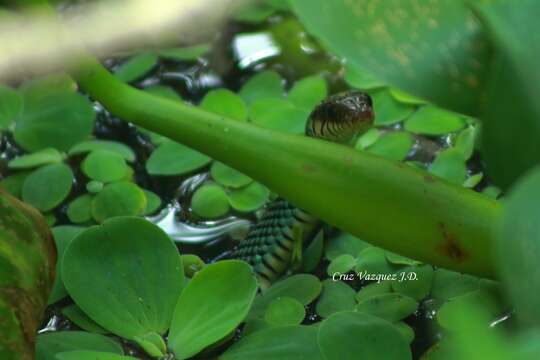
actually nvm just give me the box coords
[21,163,73,211]
[200,89,248,121]
[81,150,129,183]
[227,182,270,213]
[264,297,305,326]
[146,140,211,176]
[404,106,465,135]
[211,162,253,189]
[69,140,135,162]
[239,70,284,104]
[7,148,63,169]
[315,280,356,318]
[91,182,147,222]
[158,44,210,61]
[0,85,22,129]
[114,52,158,83]
[191,184,230,219]
[36,331,123,360]
[55,352,137,360]
[371,89,415,126]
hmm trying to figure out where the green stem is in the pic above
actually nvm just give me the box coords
[74,57,502,278]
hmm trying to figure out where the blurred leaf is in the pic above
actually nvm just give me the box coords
[62,217,184,351]
[366,131,414,161]
[227,182,270,212]
[249,98,308,134]
[391,265,434,301]
[200,89,248,121]
[0,85,21,129]
[114,52,158,83]
[67,195,93,224]
[158,44,210,61]
[0,171,30,198]
[146,140,211,176]
[144,85,182,101]
[324,232,370,260]
[55,351,137,360]
[327,254,356,276]
[264,297,305,326]
[355,247,394,275]
[355,128,381,150]
[191,184,230,219]
[371,89,415,126]
[389,88,427,105]
[318,312,411,360]
[355,293,418,322]
[91,182,146,223]
[288,75,327,111]
[356,282,392,303]
[82,150,129,183]
[211,162,253,189]
[22,163,73,211]
[36,332,122,360]
[62,304,108,334]
[69,140,135,162]
[8,148,62,169]
[405,106,465,135]
[239,70,284,104]
[430,269,479,301]
[142,190,161,215]
[454,126,477,160]
[315,279,356,318]
[344,65,385,90]
[429,148,467,185]
[302,229,324,272]
[291,0,491,115]
[169,260,257,360]
[86,180,104,194]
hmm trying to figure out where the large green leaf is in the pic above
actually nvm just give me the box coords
[36,331,122,360]
[168,260,257,360]
[291,0,491,115]
[496,166,540,326]
[318,312,411,360]
[473,0,540,189]
[220,326,323,360]
[21,163,73,212]
[146,140,211,176]
[0,190,56,360]
[62,217,184,351]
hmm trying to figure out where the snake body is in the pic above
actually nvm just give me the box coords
[229,91,374,288]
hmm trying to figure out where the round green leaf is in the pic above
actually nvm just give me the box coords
[316,279,356,318]
[191,184,230,219]
[454,125,477,160]
[62,217,184,341]
[114,52,158,83]
[69,140,135,162]
[55,351,138,360]
[239,70,284,104]
[391,265,434,301]
[211,161,253,189]
[144,85,182,101]
[344,65,385,90]
[86,180,104,194]
[48,226,86,304]
[91,182,146,223]
[356,282,392,303]
[228,182,270,213]
[200,89,248,121]
[264,297,306,326]
[430,269,479,301]
[366,131,414,161]
[355,128,381,150]
[81,150,129,183]
[317,312,411,360]
[394,322,415,344]
[325,232,370,260]
[0,85,22,129]
[143,190,161,215]
[249,274,322,320]
[146,140,211,176]
[168,260,257,360]
[0,171,30,198]
[22,163,73,211]
[288,75,327,111]
[389,88,427,105]
[14,91,95,152]
[62,304,108,334]
[249,98,308,134]
[221,326,323,360]
[405,106,465,135]
[67,194,93,224]
[8,148,62,169]
[355,247,394,275]
[158,44,210,61]
[429,148,467,185]
[372,89,415,126]
[36,331,122,360]
[355,293,418,322]
[327,254,356,276]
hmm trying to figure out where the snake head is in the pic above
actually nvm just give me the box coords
[306,91,374,144]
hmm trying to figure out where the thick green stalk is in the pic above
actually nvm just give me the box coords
[74,58,502,278]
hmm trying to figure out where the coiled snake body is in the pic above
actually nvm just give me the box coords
[229,91,374,288]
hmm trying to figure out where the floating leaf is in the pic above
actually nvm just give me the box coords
[356,282,392,303]
[144,85,182,101]
[355,247,394,275]
[264,297,305,326]
[8,148,62,169]
[249,98,308,134]
[62,304,108,334]
[191,184,230,219]
[146,140,211,176]
[366,131,414,161]
[168,260,257,360]
[389,88,427,105]
[355,293,418,322]
[385,251,420,266]
[69,140,135,162]
[317,312,411,360]
[430,269,479,301]
[158,44,210,61]
[344,65,385,90]
[211,162,253,189]
[91,182,146,223]
[81,150,129,183]
[239,70,284,104]
[355,128,381,150]
[454,126,477,160]
[0,171,30,198]
[394,322,415,344]
[315,280,356,318]
[200,89,248,121]
[22,163,73,211]
[392,265,434,301]
[327,254,356,276]
[36,331,122,360]
[463,173,483,189]
[221,325,322,360]
[249,274,321,319]
[325,232,370,260]
[228,182,270,213]
[405,106,465,135]
[114,52,158,82]
[62,217,184,349]
[143,190,161,215]
[0,85,22,129]
[67,195,93,224]
[288,75,327,111]
[429,148,467,185]
[86,180,104,194]
[14,91,95,152]
[55,351,137,360]
[302,230,324,273]
[371,89,415,126]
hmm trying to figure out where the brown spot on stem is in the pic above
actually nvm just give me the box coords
[437,223,467,262]
[424,174,436,183]
[302,164,316,173]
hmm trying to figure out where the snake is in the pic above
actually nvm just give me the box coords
[228,91,374,288]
